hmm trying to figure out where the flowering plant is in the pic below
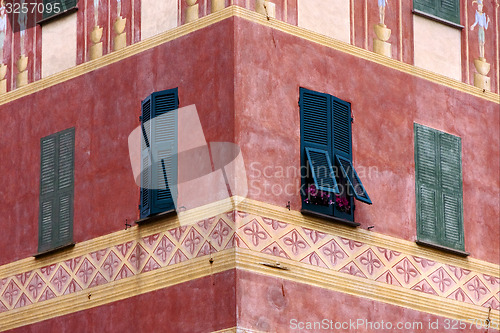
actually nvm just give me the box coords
[335,196,350,213]
[303,184,333,206]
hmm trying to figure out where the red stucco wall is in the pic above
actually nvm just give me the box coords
[0,19,235,265]
[0,16,498,267]
[233,18,500,264]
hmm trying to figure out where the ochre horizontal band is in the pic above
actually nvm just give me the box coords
[0,6,498,107]
[0,197,498,331]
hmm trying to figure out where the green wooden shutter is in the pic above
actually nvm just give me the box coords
[140,96,152,218]
[305,147,339,193]
[413,0,460,25]
[439,132,464,249]
[56,130,74,247]
[437,0,460,24]
[414,124,464,250]
[39,128,74,253]
[39,136,57,252]
[43,0,78,19]
[150,89,178,214]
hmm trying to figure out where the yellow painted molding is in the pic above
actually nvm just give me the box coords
[1,246,498,332]
[235,249,500,325]
[234,197,500,277]
[0,196,236,279]
[0,6,498,107]
[0,249,237,332]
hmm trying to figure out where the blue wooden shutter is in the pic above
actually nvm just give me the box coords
[335,155,372,204]
[332,97,371,204]
[39,128,74,252]
[150,89,178,214]
[305,147,339,193]
[414,124,464,251]
[140,96,152,218]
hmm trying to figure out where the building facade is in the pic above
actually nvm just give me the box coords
[0,0,499,332]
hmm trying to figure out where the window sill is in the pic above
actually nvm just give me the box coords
[416,240,470,257]
[136,209,177,226]
[37,7,78,25]
[412,10,464,29]
[301,209,360,227]
[34,243,75,259]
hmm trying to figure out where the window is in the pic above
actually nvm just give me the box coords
[42,0,78,20]
[300,88,371,223]
[139,88,178,219]
[38,128,75,253]
[413,0,460,25]
[414,123,465,252]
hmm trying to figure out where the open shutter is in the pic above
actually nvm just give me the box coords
[439,133,464,249]
[39,136,57,252]
[415,124,440,244]
[305,147,339,193]
[140,96,152,218]
[336,155,372,204]
[150,89,178,214]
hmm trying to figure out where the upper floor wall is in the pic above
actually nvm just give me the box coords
[0,0,498,94]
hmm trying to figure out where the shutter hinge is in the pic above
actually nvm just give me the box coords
[139,115,142,122]
[138,204,141,210]
[351,117,354,123]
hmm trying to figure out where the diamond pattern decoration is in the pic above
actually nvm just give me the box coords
[428,267,455,294]
[50,266,71,294]
[0,210,497,316]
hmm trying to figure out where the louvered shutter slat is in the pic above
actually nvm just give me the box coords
[140,97,152,218]
[305,147,339,194]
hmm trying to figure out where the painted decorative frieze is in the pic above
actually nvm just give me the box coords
[0,210,498,316]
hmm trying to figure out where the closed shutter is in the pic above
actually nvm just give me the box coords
[439,132,464,249]
[332,97,352,159]
[43,0,78,19]
[414,124,464,250]
[413,0,460,24]
[140,96,152,218]
[38,128,74,253]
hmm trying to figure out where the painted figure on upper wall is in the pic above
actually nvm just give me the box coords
[470,0,490,59]
[378,0,388,26]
